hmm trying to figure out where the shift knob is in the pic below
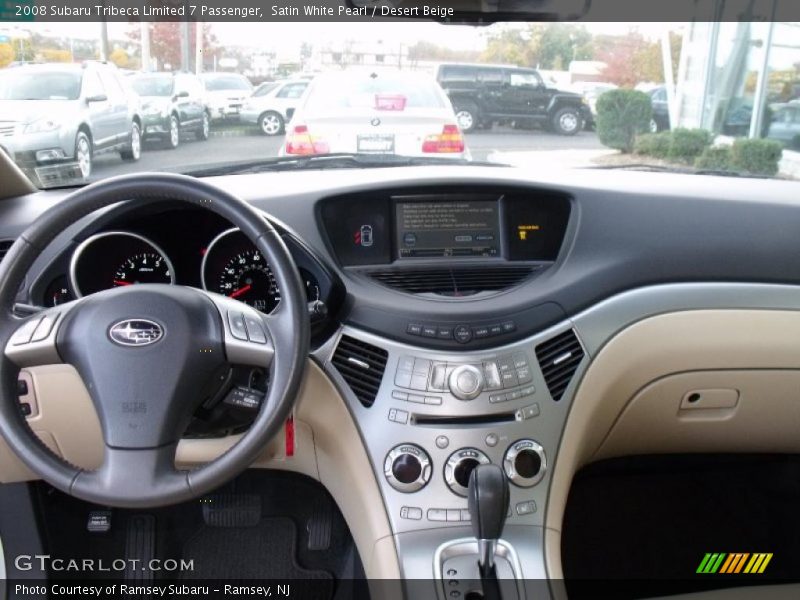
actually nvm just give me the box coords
[468,464,510,572]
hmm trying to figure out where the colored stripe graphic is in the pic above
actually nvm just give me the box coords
[698,552,773,574]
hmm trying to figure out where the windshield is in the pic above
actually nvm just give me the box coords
[130,74,174,97]
[0,20,797,188]
[0,70,81,100]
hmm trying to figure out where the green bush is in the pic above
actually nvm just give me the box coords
[694,146,733,172]
[596,89,652,153]
[730,138,783,176]
[634,132,671,159]
[667,128,712,163]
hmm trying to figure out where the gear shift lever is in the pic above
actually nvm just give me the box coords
[468,463,510,574]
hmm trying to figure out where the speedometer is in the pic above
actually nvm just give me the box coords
[217,249,281,312]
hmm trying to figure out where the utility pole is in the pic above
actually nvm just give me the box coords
[195,22,203,74]
[99,20,109,61]
[140,21,151,71]
[180,20,190,71]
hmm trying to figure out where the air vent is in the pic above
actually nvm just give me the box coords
[0,239,13,264]
[366,266,537,296]
[331,335,388,408]
[536,329,585,401]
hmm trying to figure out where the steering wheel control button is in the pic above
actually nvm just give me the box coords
[515,403,541,421]
[400,506,423,520]
[503,440,546,488]
[30,312,60,343]
[227,311,249,340]
[454,325,472,344]
[10,317,42,345]
[436,435,450,449]
[243,316,267,344]
[448,364,484,400]
[444,448,491,497]
[384,444,431,492]
[515,500,537,516]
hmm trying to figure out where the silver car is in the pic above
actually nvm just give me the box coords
[240,79,309,136]
[282,70,469,159]
[0,62,142,183]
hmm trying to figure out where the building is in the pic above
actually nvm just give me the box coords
[674,20,800,146]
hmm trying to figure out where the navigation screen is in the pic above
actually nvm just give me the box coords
[395,200,500,258]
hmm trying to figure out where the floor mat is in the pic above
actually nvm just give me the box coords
[181,516,333,590]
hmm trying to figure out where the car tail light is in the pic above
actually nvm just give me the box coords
[284,124,329,155]
[422,124,465,153]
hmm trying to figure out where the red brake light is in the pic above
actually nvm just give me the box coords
[284,125,329,156]
[422,124,465,153]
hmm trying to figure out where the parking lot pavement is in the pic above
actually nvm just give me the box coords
[90,123,604,178]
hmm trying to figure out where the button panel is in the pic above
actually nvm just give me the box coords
[393,352,536,407]
[407,321,517,345]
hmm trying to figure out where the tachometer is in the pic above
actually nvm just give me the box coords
[113,252,172,288]
[217,249,281,313]
[70,231,175,297]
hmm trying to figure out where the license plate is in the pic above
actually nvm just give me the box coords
[357,134,394,153]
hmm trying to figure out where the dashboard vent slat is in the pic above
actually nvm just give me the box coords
[367,266,537,296]
[536,330,584,402]
[331,335,388,408]
[0,239,14,264]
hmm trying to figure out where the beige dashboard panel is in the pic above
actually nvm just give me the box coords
[0,360,398,579]
[545,309,800,580]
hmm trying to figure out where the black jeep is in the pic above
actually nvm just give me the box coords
[436,63,592,135]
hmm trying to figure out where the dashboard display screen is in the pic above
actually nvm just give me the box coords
[395,200,500,258]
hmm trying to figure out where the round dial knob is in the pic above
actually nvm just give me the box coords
[448,364,484,401]
[503,439,546,488]
[384,444,432,493]
[444,447,491,497]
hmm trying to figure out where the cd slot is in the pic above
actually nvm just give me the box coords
[411,413,516,427]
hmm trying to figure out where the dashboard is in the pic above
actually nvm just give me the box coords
[4,165,800,589]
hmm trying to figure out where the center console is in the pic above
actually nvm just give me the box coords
[319,320,586,596]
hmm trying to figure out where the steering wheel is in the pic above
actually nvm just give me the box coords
[0,173,309,508]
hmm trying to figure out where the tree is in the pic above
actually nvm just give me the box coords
[128,23,218,71]
[407,40,480,63]
[0,43,14,68]
[109,47,129,68]
[596,31,683,87]
[40,48,72,63]
[480,24,592,69]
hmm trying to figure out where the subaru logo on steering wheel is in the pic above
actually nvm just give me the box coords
[108,319,164,347]
[371,117,381,127]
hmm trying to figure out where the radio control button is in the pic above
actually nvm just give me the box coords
[483,362,502,390]
[454,325,472,344]
[449,365,484,400]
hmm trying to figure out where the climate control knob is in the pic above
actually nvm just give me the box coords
[448,364,484,401]
[384,444,432,493]
[444,448,491,497]
[503,439,546,487]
